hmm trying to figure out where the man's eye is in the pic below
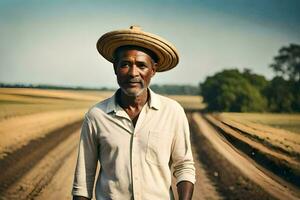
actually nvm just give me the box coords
[138,64,147,69]
[120,63,129,67]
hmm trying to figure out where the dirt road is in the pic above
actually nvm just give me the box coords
[0,112,299,199]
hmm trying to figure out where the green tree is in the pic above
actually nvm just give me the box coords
[150,84,199,95]
[200,69,267,112]
[264,77,295,112]
[266,43,300,112]
[270,44,300,82]
[242,68,268,92]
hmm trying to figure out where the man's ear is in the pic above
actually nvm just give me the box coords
[151,63,157,77]
[113,62,117,75]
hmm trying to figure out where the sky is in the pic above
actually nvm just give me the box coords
[0,0,300,88]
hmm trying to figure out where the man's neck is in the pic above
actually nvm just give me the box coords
[117,89,149,126]
[117,89,149,110]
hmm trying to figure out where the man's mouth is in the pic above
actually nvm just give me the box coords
[124,79,145,88]
[127,79,142,84]
[127,82,141,87]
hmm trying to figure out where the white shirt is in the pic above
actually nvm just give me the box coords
[72,89,196,200]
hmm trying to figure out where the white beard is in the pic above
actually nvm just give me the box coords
[120,86,146,97]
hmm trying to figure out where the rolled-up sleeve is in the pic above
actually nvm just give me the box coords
[72,114,99,198]
[171,107,196,185]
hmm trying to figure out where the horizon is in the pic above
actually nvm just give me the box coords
[0,82,200,89]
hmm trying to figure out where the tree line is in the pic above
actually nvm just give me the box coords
[0,82,199,95]
[0,83,115,91]
[150,84,199,95]
[200,44,300,112]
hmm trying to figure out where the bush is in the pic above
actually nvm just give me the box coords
[200,69,267,112]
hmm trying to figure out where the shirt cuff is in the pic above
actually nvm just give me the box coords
[176,172,196,185]
[72,187,92,199]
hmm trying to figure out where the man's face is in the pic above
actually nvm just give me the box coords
[114,48,157,97]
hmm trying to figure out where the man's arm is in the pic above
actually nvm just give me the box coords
[171,106,196,199]
[73,196,90,200]
[72,115,98,199]
[177,181,194,200]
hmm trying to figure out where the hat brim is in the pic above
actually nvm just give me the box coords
[96,29,179,72]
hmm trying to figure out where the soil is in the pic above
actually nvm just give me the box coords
[0,112,299,199]
[0,120,82,199]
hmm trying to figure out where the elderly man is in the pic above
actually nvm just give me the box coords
[72,26,195,200]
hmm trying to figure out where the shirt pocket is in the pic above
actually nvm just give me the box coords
[146,130,171,166]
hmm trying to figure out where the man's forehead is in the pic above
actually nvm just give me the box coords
[118,50,152,60]
[114,45,158,63]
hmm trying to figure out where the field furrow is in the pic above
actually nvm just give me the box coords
[1,88,299,200]
[217,114,300,157]
[0,121,82,199]
[0,109,86,159]
[205,114,300,187]
[192,112,300,200]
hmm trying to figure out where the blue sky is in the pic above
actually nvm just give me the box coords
[1,0,299,88]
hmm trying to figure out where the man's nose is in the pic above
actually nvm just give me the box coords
[128,65,139,77]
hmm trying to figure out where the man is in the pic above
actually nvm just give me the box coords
[72,26,195,200]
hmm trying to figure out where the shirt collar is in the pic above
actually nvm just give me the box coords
[105,88,160,114]
[148,88,160,110]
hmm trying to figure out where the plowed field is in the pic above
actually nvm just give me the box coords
[0,88,299,200]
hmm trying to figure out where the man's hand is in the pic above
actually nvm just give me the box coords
[73,196,90,200]
[177,181,194,200]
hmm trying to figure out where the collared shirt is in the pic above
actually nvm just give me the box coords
[72,89,195,200]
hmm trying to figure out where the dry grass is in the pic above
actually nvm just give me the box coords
[218,113,300,157]
[221,113,300,134]
[0,88,111,101]
[0,109,86,159]
[0,88,205,159]
[0,88,113,158]
[0,88,112,121]
[167,95,205,110]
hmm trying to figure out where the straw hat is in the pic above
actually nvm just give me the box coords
[96,25,179,72]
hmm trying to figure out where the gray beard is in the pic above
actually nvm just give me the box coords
[120,86,146,97]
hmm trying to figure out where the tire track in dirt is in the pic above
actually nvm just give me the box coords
[0,119,83,197]
[190,113,285,200]
[171,138,222,200]
[2,128,81,200]
[3,111,299,200]
[190,112,300,200]
[188,113,273,200]
[205,114,300,188]
[189,141,222,200]
[34,145,78,200]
